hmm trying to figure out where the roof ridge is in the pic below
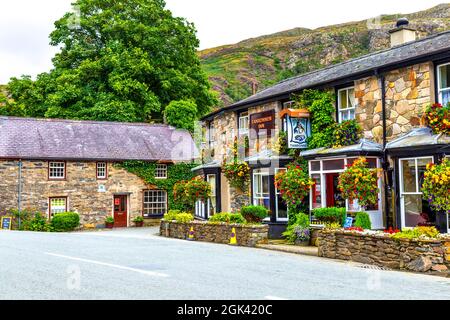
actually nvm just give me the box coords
[0,116,172,128]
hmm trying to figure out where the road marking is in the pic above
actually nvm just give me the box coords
[44,252,169,278]
[265,295,288,300]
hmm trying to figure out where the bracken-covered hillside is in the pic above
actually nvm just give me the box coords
[200,4,450,107]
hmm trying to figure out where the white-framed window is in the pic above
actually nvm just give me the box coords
[49,161,65,179]
[207,174,217,216]
[337,87,356,123]
[49,197,67,217]
[399,157,434,229]
[143,190,167,217]
[238,111,249,136]
[96,162,107,179]
[208,122,216,148]
[275,168,288,222]
[282,101,295,109]
[253,169,270,211]
[437,62,450,106]
[155,164,168,179]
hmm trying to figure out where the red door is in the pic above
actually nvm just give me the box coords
[113,195,128,228]
[326,174,337,207]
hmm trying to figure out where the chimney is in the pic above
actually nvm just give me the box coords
[389,18,417,47]
[251,82,258,95]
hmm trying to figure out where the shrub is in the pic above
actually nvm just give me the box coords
[293,226,310,242]
[240,205,269,223]
[289,212,310,228]
[208,212,246,224]
[354,212,372,230]
[312,207,346,226]
[133,216,144,223]
[282,213,311,243]
[174,213,194,223]
[324,222,342,230]
[51,212,80,232]
[22,213,53,232]
[164,210,181,221]
[173,177,211,212]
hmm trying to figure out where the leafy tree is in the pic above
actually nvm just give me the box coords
[5,0,217,122]
[164,100,198,132]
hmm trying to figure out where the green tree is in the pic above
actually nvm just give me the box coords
[5,0,217,122]
[164,100,198,132]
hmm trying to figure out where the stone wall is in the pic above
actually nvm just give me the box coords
[318,230,450,275]
[0,160,157,227]
[355,62,433,143]
[160,220,269,247]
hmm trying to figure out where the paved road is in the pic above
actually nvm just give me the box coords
[1,227,449,300]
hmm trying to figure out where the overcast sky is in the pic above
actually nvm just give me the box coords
[0,0,446,83]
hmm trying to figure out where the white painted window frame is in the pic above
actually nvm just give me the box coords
[437,62,450,106]
[238,112,249,136]
[143,190,167,217]
[49,161,65,179]
[337,87,356,123]
[398,156,434,229]
[49,197,68,218]
[155,164,168,179]
[207,174,217,216]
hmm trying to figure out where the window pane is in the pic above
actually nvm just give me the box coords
[348,88,355,108]
[310,161,320,171]
[439,64,450,89]
[311,174,322,209]
[403,194,435,228]
[401,159,417,193]
[349,109,355,120]
[143,190,167,216]
[339,90,348,109]
[417,158,432,191]
[261,175,269,195]
[323,159,345,171]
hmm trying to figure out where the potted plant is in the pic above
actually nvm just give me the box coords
[294,226,310,246]
[133,216,144,227]
[240,205,268,223]
[105,216,114,229]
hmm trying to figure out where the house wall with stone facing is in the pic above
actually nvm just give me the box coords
[0,160,157,226]
[355,62,434,143]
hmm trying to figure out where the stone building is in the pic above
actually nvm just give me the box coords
[194,19,450,237]
[0,117,197,228]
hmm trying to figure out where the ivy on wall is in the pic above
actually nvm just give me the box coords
[119,161,197,212]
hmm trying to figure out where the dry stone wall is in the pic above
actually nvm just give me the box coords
[160,220,269,247]
[318,230,450,275]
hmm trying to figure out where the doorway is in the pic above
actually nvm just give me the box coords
[325,173,345,208]
[113,195,128,228]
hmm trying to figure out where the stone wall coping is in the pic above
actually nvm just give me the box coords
[162,219,269,229]
[319,229,444,244]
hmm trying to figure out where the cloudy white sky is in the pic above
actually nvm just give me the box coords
[0,0,446,83]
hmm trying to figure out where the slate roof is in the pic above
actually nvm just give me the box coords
[0,116,198,161]
[385,127,450,149]
[203,30,450,120]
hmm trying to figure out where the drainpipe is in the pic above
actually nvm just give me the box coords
[379,73,391,228]
[17,159,23,229]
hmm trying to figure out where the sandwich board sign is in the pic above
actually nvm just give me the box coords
[1,217,12,230]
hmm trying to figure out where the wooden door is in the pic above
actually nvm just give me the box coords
[113,195,128,228]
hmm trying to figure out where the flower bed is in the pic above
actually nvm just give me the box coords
[159,220,269,247]
[318,229,450,274]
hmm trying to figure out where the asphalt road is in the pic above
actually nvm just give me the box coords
[1,227,449,300]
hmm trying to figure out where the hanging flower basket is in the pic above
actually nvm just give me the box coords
[223,161,250,191]
[422,158,450,213]
[337,157,381,209]
[424,103,450,134]
[274,164,314,209]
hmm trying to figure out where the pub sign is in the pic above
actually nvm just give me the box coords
[286,115,310,149]
[249,110,275,140]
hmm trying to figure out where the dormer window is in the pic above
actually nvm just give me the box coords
[155,164,167,179]
[337,87,356,123]
[238,111,249,136]
[437,63,450,106]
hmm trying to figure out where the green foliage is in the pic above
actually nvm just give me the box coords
[208,212,246,224]
[354,212,372,230]
[239,205,269,223]
[5,0,217,121]
[282,213,310,244]
[51,212,80,232]
[163,210,181,221]
[333,120,363,148]
[293,89,336,149]
[133,216,144,223]
[164,100,198,132]
[222,161,250,191]
[324,222,342,230]
[174,213,194,223]
[391,226,440,240]
[105,216,114,224]
[173,177,211,212]
[312,207,346,226]
[22,213,53,232]
[120,161,196,212]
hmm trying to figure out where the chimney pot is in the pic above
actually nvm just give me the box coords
[389,18,417,47]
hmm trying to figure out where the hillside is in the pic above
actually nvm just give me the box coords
[200,4,450,107]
